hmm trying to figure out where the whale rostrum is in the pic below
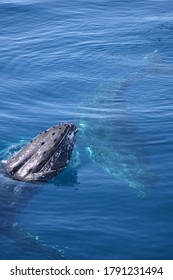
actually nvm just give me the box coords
[3,123,78,182]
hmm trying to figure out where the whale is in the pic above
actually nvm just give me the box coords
[0,51,160,258]
[0,122,78,259]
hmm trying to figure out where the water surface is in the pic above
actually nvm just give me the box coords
[0,0,173,259]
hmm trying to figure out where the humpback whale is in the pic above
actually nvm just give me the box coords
[0,122,78,259]
[0,51,160,258]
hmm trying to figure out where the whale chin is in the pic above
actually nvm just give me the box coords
[3,123,78,182]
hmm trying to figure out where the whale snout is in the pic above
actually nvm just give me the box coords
[3,122,78,182]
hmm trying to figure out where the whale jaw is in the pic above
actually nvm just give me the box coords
[3,123,78,182]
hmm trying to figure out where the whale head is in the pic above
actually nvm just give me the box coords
[3,123,78,182]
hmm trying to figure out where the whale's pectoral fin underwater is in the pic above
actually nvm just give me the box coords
[77,60,157,195]
[0,175,65,259]
[5,222,64,258]
[0,123,78,259]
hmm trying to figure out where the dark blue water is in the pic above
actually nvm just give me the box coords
[0,0,173,260]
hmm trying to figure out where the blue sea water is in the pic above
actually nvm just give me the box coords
[0,0,173,260]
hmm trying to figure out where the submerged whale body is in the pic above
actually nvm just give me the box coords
[0,122,78,259]
[3,122,78,182]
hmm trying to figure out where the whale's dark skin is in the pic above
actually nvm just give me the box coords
[0,122,78,259]
[3,122,78,182]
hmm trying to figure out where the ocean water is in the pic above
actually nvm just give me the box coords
[0,0,173,260]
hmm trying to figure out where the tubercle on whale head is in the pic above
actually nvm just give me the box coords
[2,123,78,182]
